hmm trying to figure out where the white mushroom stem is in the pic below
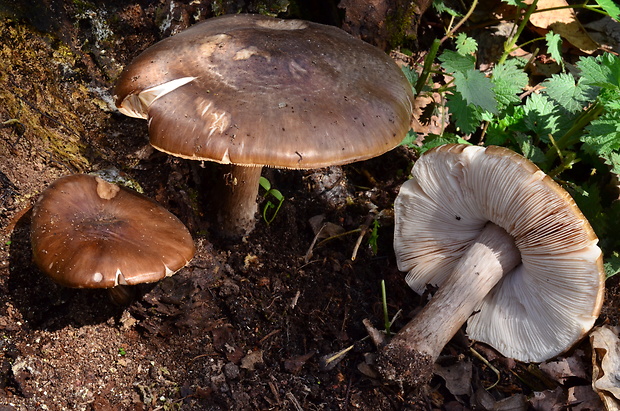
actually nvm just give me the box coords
[378,222,522,385]
[217,165,263,237]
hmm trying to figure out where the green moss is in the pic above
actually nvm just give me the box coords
[0,19,92,171]
[385,2,419,49]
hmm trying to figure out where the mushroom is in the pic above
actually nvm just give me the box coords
[30,174,195,303]
[114,13,414,237]
[378,144,605,386]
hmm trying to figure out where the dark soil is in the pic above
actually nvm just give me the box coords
[1,1,618,410]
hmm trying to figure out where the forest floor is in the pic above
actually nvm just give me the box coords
[1,0,619,410]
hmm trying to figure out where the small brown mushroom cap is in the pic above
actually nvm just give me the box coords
[114,13,414,169]
[31,174,195,288]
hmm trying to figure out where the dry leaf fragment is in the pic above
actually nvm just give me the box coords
[525,0,599,52]
[434,360,473,396]
[539,353,589,383]
[590,325,620,410]
[240,349,264,371]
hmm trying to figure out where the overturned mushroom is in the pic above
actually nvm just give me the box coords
[114,13,414,237]
[378,144,605,386]
[30,174,195,303]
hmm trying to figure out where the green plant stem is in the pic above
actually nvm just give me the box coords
[415,38,441,95]
[381,280,391,336]
[545,102,604,165]
[414,0,480,95]
[440,0,479,45]
[515,36,547,50]
[498,0,539,65]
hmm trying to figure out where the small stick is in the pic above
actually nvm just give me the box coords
[304,223,326,263]
[469,347,501,390]
[351,212,377,261]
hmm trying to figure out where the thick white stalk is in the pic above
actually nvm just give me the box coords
[378,222,522,386]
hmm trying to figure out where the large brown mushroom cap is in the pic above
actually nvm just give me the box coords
[31,174,195,288]
[114,13,414,169]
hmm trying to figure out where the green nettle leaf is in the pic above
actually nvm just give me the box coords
[433,0,462,16]
[401,66,418,87]
[598,85,620,110]
[514,133,546,163]
[400,129,418,148]
[446,92,483,134]
[492,60,529,109]
[453,69,498,114]
[545,31,563,67]
[454,33,478,56]
[578,53,620,88]
[419,133,470,153]
[486,106,526,146]
[605,256,620,279]
[439,49,476,73]
[543,73,594,113]
[522,93,570,139]
[602,151,620,175]
[594,0,620,21]
[582,111,620,155]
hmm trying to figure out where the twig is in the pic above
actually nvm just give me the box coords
[469,347,501,390]
[351,212,377,261]
[440,0,479,45]
[258,329,281,344]
[285,392,303,411]
[304,223,326,263]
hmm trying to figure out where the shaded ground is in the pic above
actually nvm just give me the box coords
[0,1,619,410]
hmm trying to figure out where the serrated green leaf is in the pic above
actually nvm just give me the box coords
[578,53,620,89]
[595,0,620,20]
[454,33,478,55]
[453,69,498,114]
[401,66,418,87]
[581,111,620,155]
[486,105,526,146]
[419,133,471,153]
[543,73,594,113]
[602,151,620,175]
[598,85,620,110]
[492,60,529,109]
[439,49,476,73]
[433,0,462,16]
[522,93,573,139]
[545,31,563,68]
[400,129,418,148]
[605,256,620,279]
[514,133,546,163]
[446,92,483,134]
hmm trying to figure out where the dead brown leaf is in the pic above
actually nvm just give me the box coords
[525,0,599,52]
[590,325,620,410]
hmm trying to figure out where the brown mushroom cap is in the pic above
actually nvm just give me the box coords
[31,174,195,288]
[114,13,414,169]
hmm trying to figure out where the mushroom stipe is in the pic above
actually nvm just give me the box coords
[378,144,605,387]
